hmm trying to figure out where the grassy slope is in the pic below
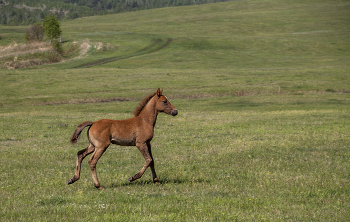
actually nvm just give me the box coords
[0,0,350,221]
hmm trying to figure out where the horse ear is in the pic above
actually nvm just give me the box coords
[157,88,163,97]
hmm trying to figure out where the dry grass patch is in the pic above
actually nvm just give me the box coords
[0,39,118,69]
[0,42,52,58]
[0,41,59,69]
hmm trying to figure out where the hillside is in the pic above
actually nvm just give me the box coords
[0,0,230,25]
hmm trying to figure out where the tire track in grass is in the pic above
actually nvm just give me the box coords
[74,38,172,68]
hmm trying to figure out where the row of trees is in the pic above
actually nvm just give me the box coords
[0,0,230,26]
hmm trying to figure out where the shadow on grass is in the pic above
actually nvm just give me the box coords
[110,177,209,188]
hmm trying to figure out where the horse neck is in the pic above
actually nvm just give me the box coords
[138,96,158,126]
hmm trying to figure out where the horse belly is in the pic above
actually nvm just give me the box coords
[111,135,136,146]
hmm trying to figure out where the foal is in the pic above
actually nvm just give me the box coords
[68,88,178,189]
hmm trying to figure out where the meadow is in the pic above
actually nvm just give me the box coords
[0,0,350,221]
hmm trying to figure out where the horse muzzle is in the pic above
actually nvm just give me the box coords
[171,110,178,116]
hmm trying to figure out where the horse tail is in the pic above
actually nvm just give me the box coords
[70,121,94,144]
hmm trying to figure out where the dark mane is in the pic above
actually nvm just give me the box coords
[133,92,157,117]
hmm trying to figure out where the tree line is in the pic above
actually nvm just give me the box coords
[0,0,230,26]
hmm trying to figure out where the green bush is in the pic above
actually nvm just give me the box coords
[47,50,61,63]
[24,23,44,43]
[52,40,63,54]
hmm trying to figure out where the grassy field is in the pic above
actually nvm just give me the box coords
[1,0,350,221]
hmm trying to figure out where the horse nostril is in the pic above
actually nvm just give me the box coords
[172,110,178,116]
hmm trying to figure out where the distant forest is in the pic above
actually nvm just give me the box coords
[0,0,230,26]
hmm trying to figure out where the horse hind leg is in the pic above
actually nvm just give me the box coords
[68,144,95,185]
[88,145,108,190]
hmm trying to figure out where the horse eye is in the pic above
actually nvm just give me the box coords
[163,100,167,104]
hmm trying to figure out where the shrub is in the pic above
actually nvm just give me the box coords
[47,50,61,63]
[52,40,63,54]
[24,23,44,43]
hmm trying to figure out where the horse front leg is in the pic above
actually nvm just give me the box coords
[129,142,157,183]
[147,141,159,183]
[68,144,95,185]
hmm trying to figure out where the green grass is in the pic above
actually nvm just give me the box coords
[1,99,349,221]
[0,0,350,221]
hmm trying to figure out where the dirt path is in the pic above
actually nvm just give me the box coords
[74,38,172,68]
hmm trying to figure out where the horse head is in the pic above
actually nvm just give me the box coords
[156,88,178,116]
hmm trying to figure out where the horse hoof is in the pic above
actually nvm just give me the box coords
[68,179,74,185]
[128,177,133,182]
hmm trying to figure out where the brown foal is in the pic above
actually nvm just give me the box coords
[68,88,178,189]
